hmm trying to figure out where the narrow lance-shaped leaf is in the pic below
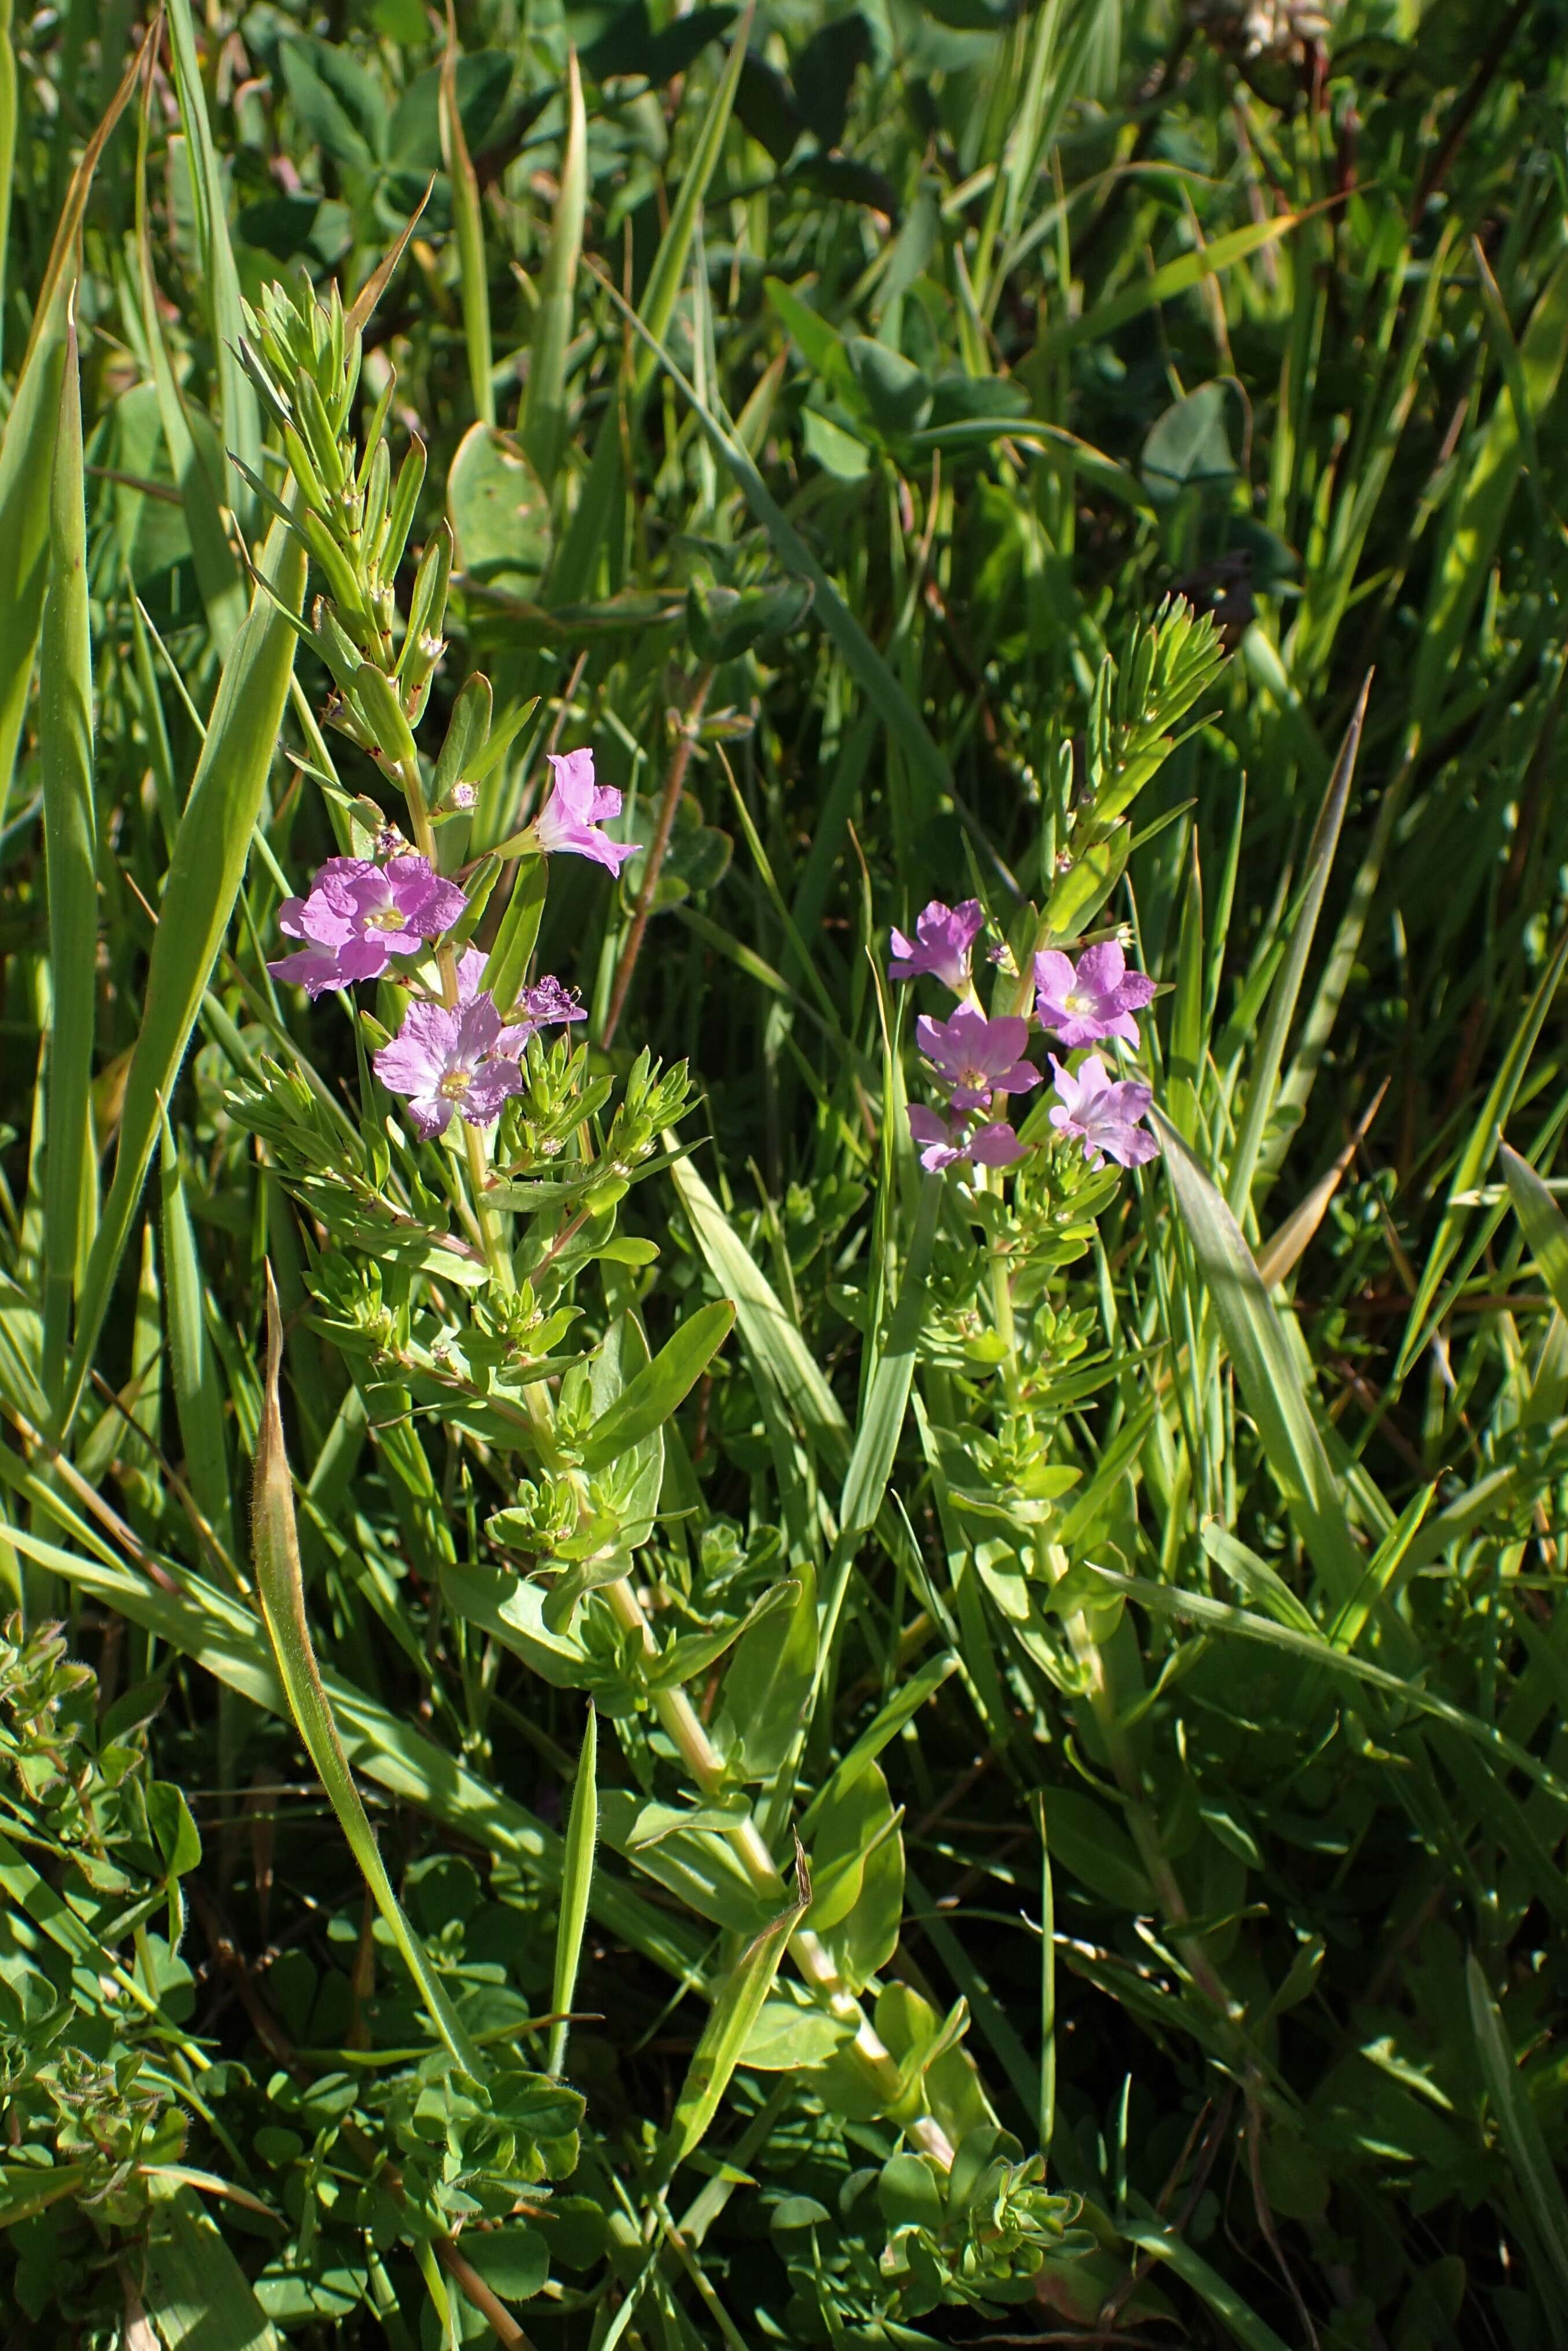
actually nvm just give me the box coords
[253,1273,488,2082]
[63,519,306,1431]
[664,1838,811,2173]
[38,304,97,1405]
[1501,1139,1568,1322]
[579,1300,734,1472]
[549,1704,597,2078]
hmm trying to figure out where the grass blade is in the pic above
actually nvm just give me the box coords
[63,520,306,1429]
[520,47,585,486]
[666,1841,810,2173]
[38,305,96,1404]
[254,1273,488,2081]
[164,0,261,523]
[550,9,751,603]
[440,0,494,428]
[1152,1107,1380,1617]
[1233,674,1369,1213]
[1396,923,1568,1378]
[1467,1954,1568,2313]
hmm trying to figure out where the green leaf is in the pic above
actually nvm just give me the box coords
[146,1779,203,1877]
[63,520,306,1431]
[549,1705,597,2077]
[1467,1955,1568,2316]
[1140,382,1239,502]
[38,312,96,1405]
[1152,1107,1377,1620]
[448,422,552,586]
[252,1275,487,2081]
[143,2188,281,2351]
[1501,1140,1568,1321]
[666,1841,810,2170]
[167,0,262,524]
[579,1300,734,1472]
[718,1562,817,1783]
[520,47,586,487]
[440,5,495,428]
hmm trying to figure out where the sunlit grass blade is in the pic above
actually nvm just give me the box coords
[160,1113,235,1571]
[1467,1954,1568,2315]
[1234,674,1369,1214]
[1152,1107,1384,1620]
[133,85,246,655]
[665,1842,810,2174]
[63,521,307,1430]
[1396,923,1568,1379]
[0,27,147,793]
[549,1704,597,2079]
[521,47,585,487]
[253,1273,488,2082]
[0,0,14,364]
[38,305,96,1405]
[550,7,751,604]
[164,0,261,523]
[440,0,494,429]
[1501,1139,1568,1320]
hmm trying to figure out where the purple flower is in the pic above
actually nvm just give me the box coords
[1048,1055,1159,1169]
[1034,941,1157,1050]
[454,952,586,1053]
[373,993,525,1137]
[535,748,638,873]
[908,1104,1026,1174]
[916,1006,1040,1113]
[268,855,468,997]
[889,899,985,989]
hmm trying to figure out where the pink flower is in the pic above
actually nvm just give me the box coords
[915,1006,1040,1113]
[889,899,985,989]
[1034,941,1156,1050]
[268,855,467,997]
[1048,1055,1158,1169]
[908,1104,1026,1174]
[372,993,525,1137]
[534,748,638,873]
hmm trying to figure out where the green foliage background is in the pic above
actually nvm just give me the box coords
[3,0,1568,2343]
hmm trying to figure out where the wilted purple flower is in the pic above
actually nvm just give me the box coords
[450,781,477,810]
[534,748,638,873]
[268,855,468,997]
[1034,941,1157,1050]
[916,1006,1040,1113]
[1048,1055,1158,1169]
[373,992,525,1137]
[908,1104,1026,1174]
[454,952,586,1053]
[889,899,985,989]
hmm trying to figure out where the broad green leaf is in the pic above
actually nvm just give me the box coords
[718,1561,817,1783]
[143,2188,281,2351]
